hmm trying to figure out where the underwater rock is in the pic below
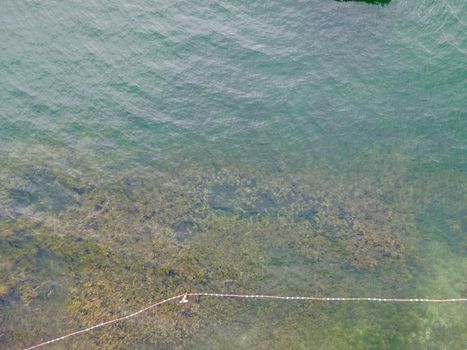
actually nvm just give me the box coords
[208,183,238,213]
[172,220,195,242]
[72,187,86,195]
[7,167,79,213]
[297,204,320,222]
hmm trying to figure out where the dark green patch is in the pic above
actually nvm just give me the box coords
[8,188,40,206]
[335,0,391,5]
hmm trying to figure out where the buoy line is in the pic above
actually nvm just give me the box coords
[23,292,467,350]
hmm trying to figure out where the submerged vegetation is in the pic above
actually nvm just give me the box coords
[1,158,464,349]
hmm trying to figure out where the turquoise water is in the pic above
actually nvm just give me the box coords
[1,0,466,349]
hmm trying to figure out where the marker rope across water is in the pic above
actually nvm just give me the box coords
[23,292,467,350]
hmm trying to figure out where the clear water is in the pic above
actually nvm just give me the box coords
[0,0,465,349]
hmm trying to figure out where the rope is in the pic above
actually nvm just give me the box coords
[23,292,467,350]
[188,293,467,303]
[23,295,184,350]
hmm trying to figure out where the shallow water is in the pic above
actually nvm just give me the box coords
[0,0,466,349]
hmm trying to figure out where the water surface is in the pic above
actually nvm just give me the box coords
[0,0,466,349]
